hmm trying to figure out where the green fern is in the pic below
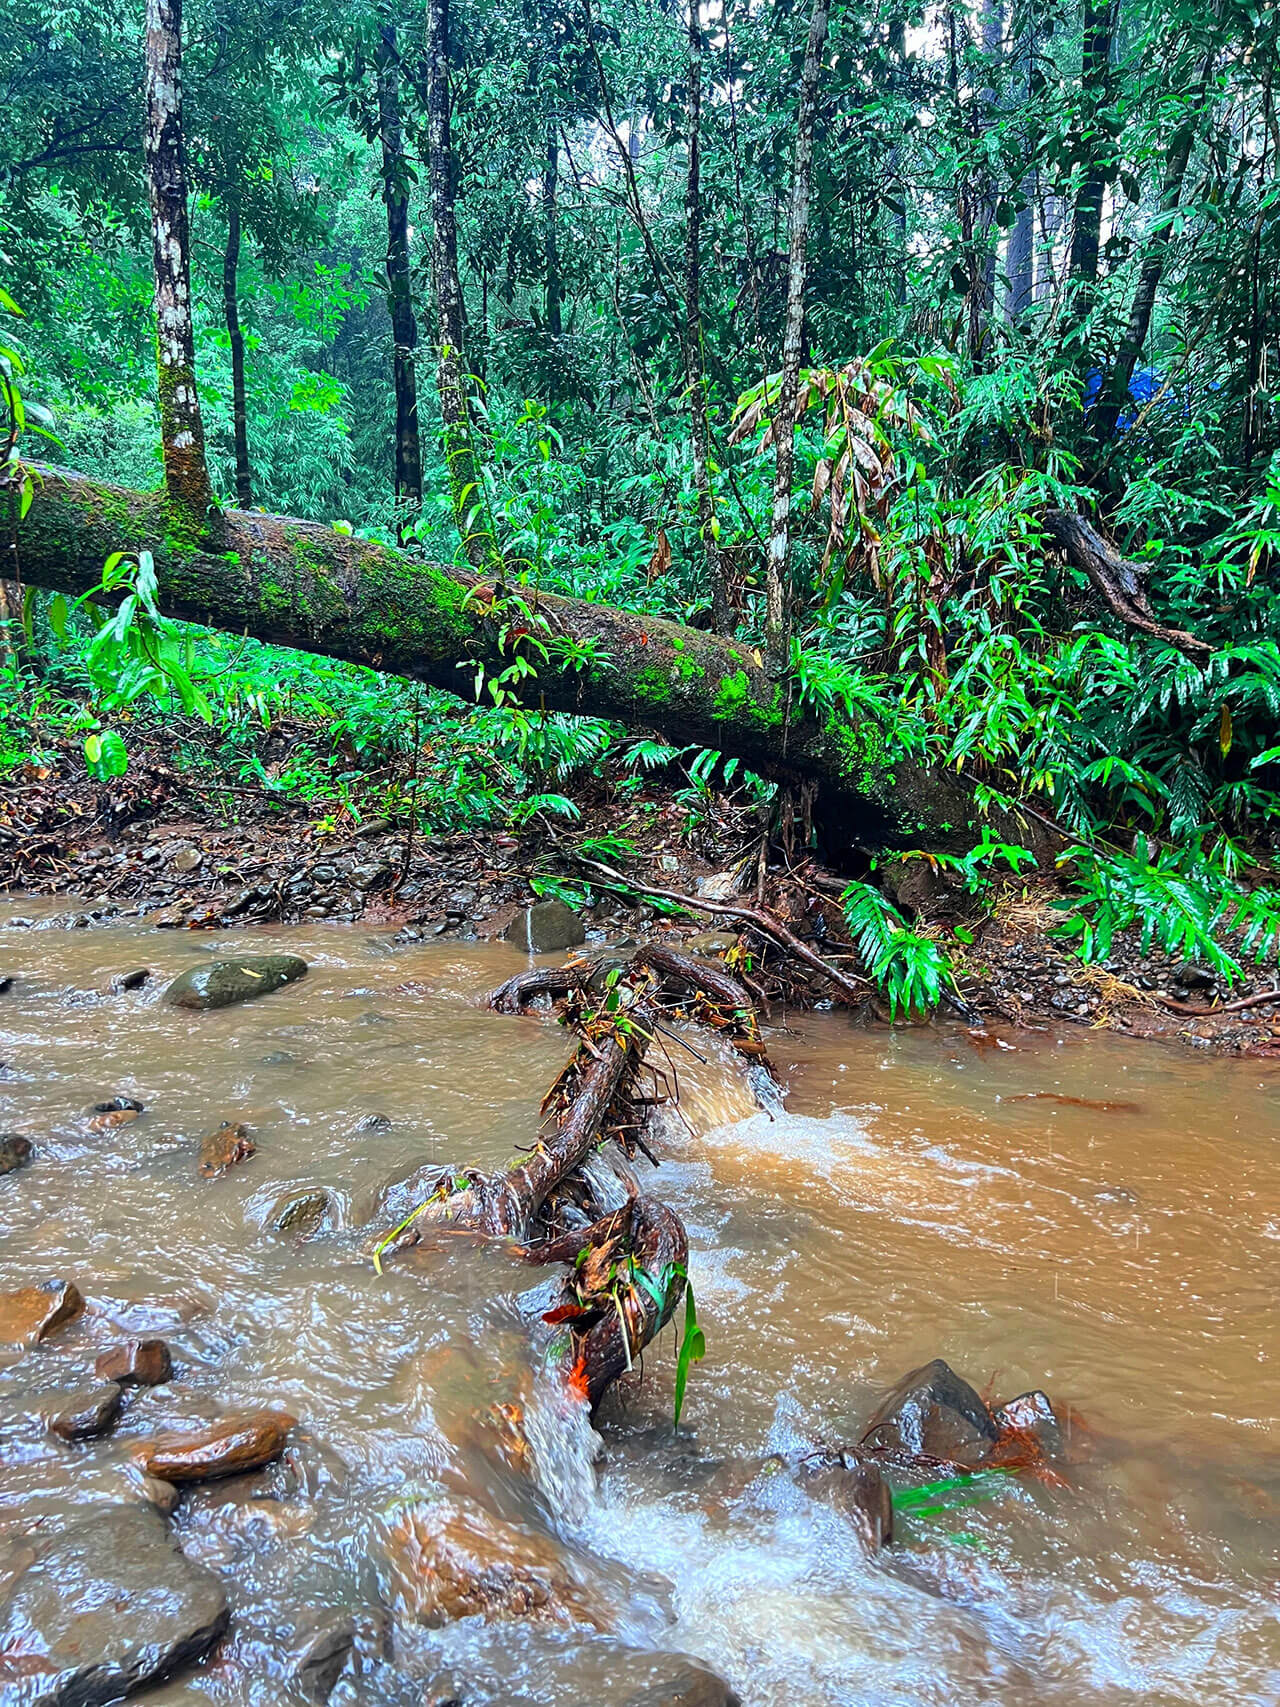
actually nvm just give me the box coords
[840,880,955,1017]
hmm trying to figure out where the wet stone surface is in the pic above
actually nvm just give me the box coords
[0,1505,228,1705]
[165,955,308,1010]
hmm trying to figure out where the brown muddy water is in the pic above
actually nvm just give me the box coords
[0,903,1277,1706]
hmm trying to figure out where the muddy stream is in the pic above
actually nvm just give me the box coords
[0,906,1277,1705]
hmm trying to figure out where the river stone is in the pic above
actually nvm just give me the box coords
[379,1498,609,1629]
[800,1448,893,1550]
[198,1121,256,1178]
[609,1651,742,1707]
[114,967,151,992]
[41,1381,124,1443]
[165,955,308,1010]
[96,1337,173,1387]
[993,1389,1064,1460]
[136,1409,295,1484]
[503,900,586,954]
[285,1610,356,1702]
[272,1188,334,1237]
[0,1279,84,1349]
[0,1505,228,1704]
[0,1133,33,1175]
[860,1358,999,1468]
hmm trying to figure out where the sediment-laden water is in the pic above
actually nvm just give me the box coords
[0,905,1276,1705]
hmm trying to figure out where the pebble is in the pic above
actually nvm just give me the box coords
[198,1121,256,1178]
[41,1380,124,1442]
[0,1132,34,1174]
[135,1409,296,1483]
[0,1279,84,1348]
[96,1337,173,1387]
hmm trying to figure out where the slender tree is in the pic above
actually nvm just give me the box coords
[144,0,217,525]
[543,124,563,342]
[425,0,496,568]
[1093,48,1218,446]
[376,24,424,516]
[222,199,252,506]
[765,0,830,668]
[683,2,732,633]
[1069,0,1118,290]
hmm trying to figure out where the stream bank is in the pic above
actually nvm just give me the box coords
[3,730,1278,1055]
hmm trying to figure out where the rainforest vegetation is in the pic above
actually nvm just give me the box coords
[3,0,1280,999]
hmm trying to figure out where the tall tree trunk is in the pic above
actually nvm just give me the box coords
[684,2,733,634]
[970,0,1004,362]
[765,0,830,669]
[425,0,496,569]
[1093,51,1215,445]
[888,14,909,310]
[222,201,252,507]
[1069,0,1118,289]
[543,125,563,341]
[1036,188,1063,301]
[1006,11,1034,320]
[377,26,423,515]
[144,0,217,528]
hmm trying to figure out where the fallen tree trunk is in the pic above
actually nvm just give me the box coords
[6,463,1015,854]
[1042,509,1210,656]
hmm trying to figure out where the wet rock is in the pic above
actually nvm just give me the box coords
[171,845,204,872]
[41,1381,124,1442]
[114,967,151,992]
[683,930,739,957]
[261,1049,297,1066]
[96,1337,173,1387]
[0,1505,228,1704]
[199,1121,256,1178]
[503,899,586,954]
[0,1133,33,1174]
[860,1358,999,1468]
[1173,963,1215,993]
[0,1279,84,1348]
[286,1610,356,1702]
[272,1188,334,1237]
[86,1095,145,1131]
[0,973,14,993]
[135,1409,295,1483]
[992,1389,1064,1461]
[608,1650,742,1707]
[165,954,308,1010]
[800,1448,893,1550]
[379,1498,609,1629]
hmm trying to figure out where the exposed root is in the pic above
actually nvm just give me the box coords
[377,951,775,1412]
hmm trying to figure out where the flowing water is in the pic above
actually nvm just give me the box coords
[0,905,1277,1705]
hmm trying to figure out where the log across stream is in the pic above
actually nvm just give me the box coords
[0,906,1276,1705]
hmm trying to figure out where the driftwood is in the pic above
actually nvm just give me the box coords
[377,951,776,1412]
[1042,509,1210,656]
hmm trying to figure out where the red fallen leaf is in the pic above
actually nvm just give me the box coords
[638,632,649,645]
[565,1349,591,1401]
[543,1303,590,1324]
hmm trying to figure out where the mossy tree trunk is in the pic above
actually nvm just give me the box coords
[6,463,1037,857]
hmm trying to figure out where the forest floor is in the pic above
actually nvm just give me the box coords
[2,726,1278,1058]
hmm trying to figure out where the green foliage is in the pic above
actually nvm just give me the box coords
[1054,840,1280,988]
[840,880,955,1018]
[669,1267,705,1430]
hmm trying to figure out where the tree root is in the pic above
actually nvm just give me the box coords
[376,951,775,1411]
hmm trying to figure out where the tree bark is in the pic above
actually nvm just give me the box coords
[1092,51,1215,447]
[766,0,831,669]
[222,201,252,507]
[144,0,217,528]
[970,0,1004,362]
[543,125,563,342]
[1069,0,1118,289]
[7,462,1012,854]
[683,3,733,634]
[425,0,496,569]
[377,26,424,514]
